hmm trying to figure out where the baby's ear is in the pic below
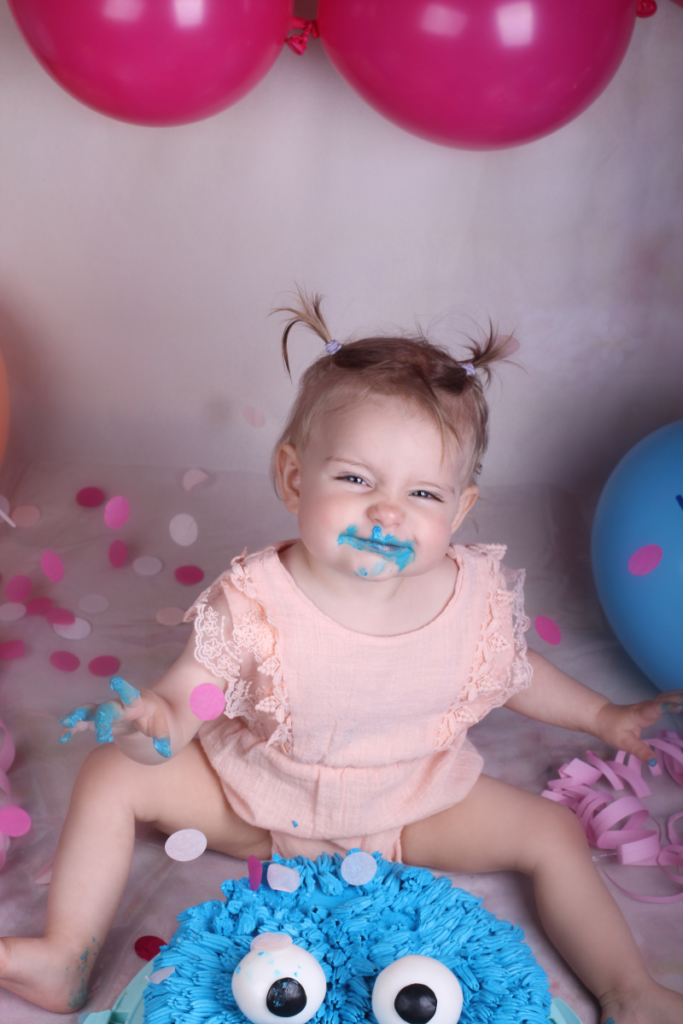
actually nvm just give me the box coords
[275,444,302,513]
[451,484,478,533]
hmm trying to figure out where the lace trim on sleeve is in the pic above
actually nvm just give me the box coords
[436,545,532,749]
[188,553,293,754]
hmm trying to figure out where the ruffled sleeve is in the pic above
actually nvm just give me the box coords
[437,545,532,748]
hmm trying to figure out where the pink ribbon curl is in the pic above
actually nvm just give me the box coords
[543,731,683,902]
[286,17,319,56]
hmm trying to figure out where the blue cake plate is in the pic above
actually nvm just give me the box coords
[79,959,584,1024]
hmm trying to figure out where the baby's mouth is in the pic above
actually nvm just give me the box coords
[337,526,416,570]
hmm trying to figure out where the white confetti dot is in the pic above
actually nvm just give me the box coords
[164,828,207,862]
[266,863,301,893]
[147,965,176,985]
[182,468,209,491]
[53,617,92,640]
[0,602,27,622]
[133,556,163,576]
[79,594,109,613]
[250,933,293,953]
[169,513,198,547]
[156,606,186,626]
[341,850,377,886]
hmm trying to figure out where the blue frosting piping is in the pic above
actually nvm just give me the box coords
[143,853,551,1024]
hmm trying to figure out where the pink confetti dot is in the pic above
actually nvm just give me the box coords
[134,935,166,961]
[104,496,130,530]
[182,468,209,491]
[76,486,105,508]
[175,565,204,586]
[169,513,198,547]
[88,655,120,677]
[0,806,32,837]
[266,863,301,893]
[50,651,80,672]
[41,551,64,583]
[247,855,263,892]
[109,539,128,568]
[164,828,207,862]
[189,683,225,721]
[534,615,562,645]
[242,405,266,428]
[0,640,26,660]
[156,607,185,626]
[6,575,31,602]
[25,597,52,616]
[45,607,76,625]
[628,544,663,576]
[0,603,26,623]
[11,505,40,527]
[250,933,293,953]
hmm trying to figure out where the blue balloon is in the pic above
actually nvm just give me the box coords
[591,420,683,691]
[593,419,683,692]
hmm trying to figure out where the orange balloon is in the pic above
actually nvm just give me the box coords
[0,349,9,468]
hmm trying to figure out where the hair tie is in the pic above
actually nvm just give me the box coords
[461,361,475,377]
[325,340,342,355]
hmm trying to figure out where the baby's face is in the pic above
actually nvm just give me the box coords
[277,395,478,582]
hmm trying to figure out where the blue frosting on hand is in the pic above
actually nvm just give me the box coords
[58,730,71,744]
[110,676,140,705]
[153,737,172,759]
[338,525,415,572]
[94,702,121,744]
[60,705,96,729]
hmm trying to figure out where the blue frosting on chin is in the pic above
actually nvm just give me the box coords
[143,853,551,1024]
[338,526,416,573]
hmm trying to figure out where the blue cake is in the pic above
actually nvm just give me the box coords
[142,852,552,1024]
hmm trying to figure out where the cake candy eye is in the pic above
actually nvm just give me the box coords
[231,935,327,1024]
[371,954,463,1024]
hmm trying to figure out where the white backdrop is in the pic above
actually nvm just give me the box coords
[0,1,682,498]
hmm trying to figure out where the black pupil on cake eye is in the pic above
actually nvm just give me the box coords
[266,977,307,1017]
[394,983,438,1024]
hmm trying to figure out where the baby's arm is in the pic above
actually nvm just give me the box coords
[505,650,682,762]
[60,630,227,765]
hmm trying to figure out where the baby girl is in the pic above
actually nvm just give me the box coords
[0,293,681,1023]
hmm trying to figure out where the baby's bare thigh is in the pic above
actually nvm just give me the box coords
[401,773,583,875]
[86,739,272,861]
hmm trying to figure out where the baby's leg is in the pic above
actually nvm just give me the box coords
[402,774,683,1024]
[0,739,271,1013]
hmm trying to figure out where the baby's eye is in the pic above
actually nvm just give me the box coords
[410,490,441,501]
[231,936,327,1024]
[372,954,463,1024]
[338,474,368,486]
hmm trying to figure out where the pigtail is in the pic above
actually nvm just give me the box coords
[462,322,520,388]
[273,288,333,377]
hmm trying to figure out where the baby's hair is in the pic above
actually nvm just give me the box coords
[271,289,517,488]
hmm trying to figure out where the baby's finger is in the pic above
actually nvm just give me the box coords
[94,701,124,744]
[110,675,141,707]
[59,704,97,743]
[659,689,683,716]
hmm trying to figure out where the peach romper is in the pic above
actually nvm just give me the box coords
[186,541,532,863]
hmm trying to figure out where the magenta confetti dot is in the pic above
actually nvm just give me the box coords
[534,615,562,645]
[134,935,166,961]
[628,544,663,576]
[0,805,32,837]
[109,539,128,568]
[247,855,263,892]
[104,496,130,530]
[45,607,76,625]
[88,655,120,677]
[189,683,225,721]
[50,651,80,672]
[6,575,32,603]
[41,551,64,583]
[174,565,204,586]
[25,596,52,616]
[76,486,105,508]
[0,640,26,660]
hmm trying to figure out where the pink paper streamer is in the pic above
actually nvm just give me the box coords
[543,731,683,902]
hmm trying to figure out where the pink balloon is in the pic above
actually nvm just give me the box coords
[318,0,638,149]
[8,0,294,126]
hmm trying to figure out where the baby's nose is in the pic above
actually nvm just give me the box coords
[367,500,404,527]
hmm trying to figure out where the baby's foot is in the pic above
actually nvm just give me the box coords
[601,978,683,1024]
[0,934,100,1013]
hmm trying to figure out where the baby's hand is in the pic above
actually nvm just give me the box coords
[594,689,683,763]
[59,676,172,759]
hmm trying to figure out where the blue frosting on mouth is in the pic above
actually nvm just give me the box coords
[338,525,415,572]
